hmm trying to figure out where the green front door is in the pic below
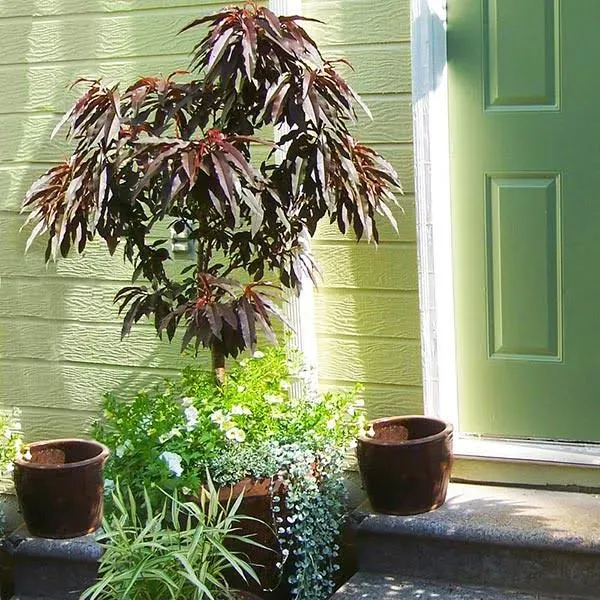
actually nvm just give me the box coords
[448,0,600,440]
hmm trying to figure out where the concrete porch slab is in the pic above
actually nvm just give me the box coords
[333,572,585,600]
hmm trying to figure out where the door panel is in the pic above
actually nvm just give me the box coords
[448,1,600,440]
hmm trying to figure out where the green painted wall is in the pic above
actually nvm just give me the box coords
[0,0,422,444]
[304,0,423,419]
[0,1,234,442]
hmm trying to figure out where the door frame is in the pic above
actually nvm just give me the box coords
[410,0,600,466]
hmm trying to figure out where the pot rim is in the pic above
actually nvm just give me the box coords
[13,438,110,470]
[358,415,453,447]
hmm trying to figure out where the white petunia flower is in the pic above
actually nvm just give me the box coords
[225,427,246,443]
[23,449,32,461]
[366,425,376,438]
[237,385,246,393]
[160,451,183,477]
[183,406,199,432]
[347,405,356,416]
[210,410,227,425]
[231,405,251,415]
[252,350,265,359]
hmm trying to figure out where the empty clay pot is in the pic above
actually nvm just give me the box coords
[357,415,453,515]
[13,438,109,539]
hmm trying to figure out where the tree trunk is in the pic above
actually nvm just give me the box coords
[211,345,226,385]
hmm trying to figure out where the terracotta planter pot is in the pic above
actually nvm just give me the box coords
[202,477,286,595]
[13,438,109,539]
[357,416,453,515]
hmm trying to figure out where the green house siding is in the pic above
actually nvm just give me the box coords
[0,0,422,443]
[0,1,231,442]
[305,0,423,418]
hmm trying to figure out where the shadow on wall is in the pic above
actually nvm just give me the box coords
[0,2,215,442]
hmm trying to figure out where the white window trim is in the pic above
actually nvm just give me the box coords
[410,0,600,465]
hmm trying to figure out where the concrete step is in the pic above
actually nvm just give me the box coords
[355,483,600,598]
[332,572,586,600]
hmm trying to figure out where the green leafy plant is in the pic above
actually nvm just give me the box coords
[94,345,365,599]
[0,413,22,534]
[0,414,22,476]
[21,3,401,381]
[81,477,260,600]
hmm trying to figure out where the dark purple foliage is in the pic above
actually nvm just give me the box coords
[22,4,402,366]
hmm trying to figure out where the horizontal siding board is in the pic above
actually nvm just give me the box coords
[316,336,422,387]
[351,95,412,144]
[323,43,411,95]
[315,195,416,243]
[319,380,423,419]
[0,8,217,66]
[0,1,232,19]
[0,318,202,369]
[8,406,97,443]
[0,45,411,114]
[303,0,410,46]
[314,243,418,291]
[0,278,123,323]
[0,359,182,411]
[314,289,420,339]
[0,56,194,115]
[0,96,410,163]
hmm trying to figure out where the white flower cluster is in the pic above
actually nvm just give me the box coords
[160,450,183,477]
[209,406,250,443]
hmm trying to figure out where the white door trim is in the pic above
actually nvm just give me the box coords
[410,0,458,427]
[410,0,600,467]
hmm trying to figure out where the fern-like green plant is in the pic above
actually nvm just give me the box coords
[81,476,261,600]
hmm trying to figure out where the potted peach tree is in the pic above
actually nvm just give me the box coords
[19,2,401,594]
[21,3,401,381]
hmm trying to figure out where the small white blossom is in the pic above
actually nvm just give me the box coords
[279,380,291,391]
[237,385,246,393]
[183,406,199,431]
[348,439,358,449]
[23,449,32,461]
[225,427,246,443]
[210,410,227,425]
[347,405,356,416]
[159,427,181,444]
[116,440,132,458]
[160,451,183,477]
[231,405,251,415]
[252,350,265,359]
[180,397,194,407]
[326,418,337,430]
[366,425,376,438]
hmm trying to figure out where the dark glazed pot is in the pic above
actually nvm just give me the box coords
[13,439,109,539]
[357,416,453,515]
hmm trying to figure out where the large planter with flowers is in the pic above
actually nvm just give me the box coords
[357,416,453,515]
[13,438,109,538]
